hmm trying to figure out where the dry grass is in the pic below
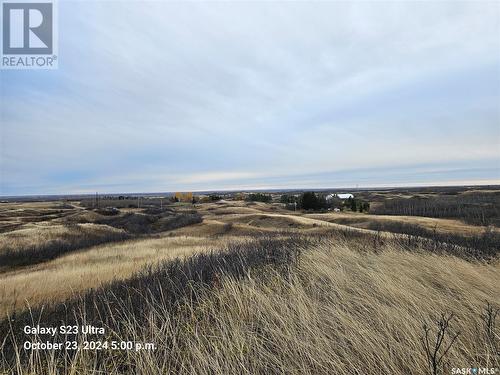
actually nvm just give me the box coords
[2,237,498,374]
[1,201,497,320]
[0,223,127,255]
[0,223,130,271]
[0,202,77,232]
[165,242,499,374]
[0,235,232,317]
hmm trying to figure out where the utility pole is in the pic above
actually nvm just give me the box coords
[160,198,163,210]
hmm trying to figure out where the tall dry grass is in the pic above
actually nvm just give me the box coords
[0,224,130,270]
[2,236,498,374]
[0,235,228,318]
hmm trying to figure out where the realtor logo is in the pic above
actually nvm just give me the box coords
[1,1,57,69]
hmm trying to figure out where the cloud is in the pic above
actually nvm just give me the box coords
[1,1,499,195]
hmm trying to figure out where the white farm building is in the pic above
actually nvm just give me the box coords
[326,193,354,201]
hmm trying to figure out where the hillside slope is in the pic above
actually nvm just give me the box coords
[3,236,498,374]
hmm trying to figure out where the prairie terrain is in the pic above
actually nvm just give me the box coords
[0,188,499,374]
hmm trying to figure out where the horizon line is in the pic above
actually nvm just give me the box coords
[2,181,499,199]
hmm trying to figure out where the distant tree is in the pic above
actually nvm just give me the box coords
[300,192,327,210]
[300,192,315,210]
[209,195,222,201]
[247,193,272,203]
[349,197,357,212]
[281,194,297,204]
[317,195,327,210]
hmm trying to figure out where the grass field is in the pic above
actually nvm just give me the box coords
[0,189,499,374]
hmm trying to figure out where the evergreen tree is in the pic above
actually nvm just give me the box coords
[350,198,357,212]
[300,192,317,210]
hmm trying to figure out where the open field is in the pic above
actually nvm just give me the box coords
[0,187,499,374]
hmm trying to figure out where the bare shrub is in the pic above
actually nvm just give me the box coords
[482,302,499,355]
[96,212,202,234]
[222,222,233,233]
[421,314,460,375]
[367,221,500,260]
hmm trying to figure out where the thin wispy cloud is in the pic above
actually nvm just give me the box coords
[1,1,499,195]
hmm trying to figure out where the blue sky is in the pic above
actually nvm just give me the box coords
[1,1,499,195]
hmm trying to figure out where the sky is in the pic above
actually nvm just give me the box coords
[1,0,499,196]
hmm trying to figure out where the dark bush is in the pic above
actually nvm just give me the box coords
[95,207,120,216]
[96,212,203,234]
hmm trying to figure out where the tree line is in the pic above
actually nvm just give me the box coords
[371,192,500,226]
[281,192,370,212]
